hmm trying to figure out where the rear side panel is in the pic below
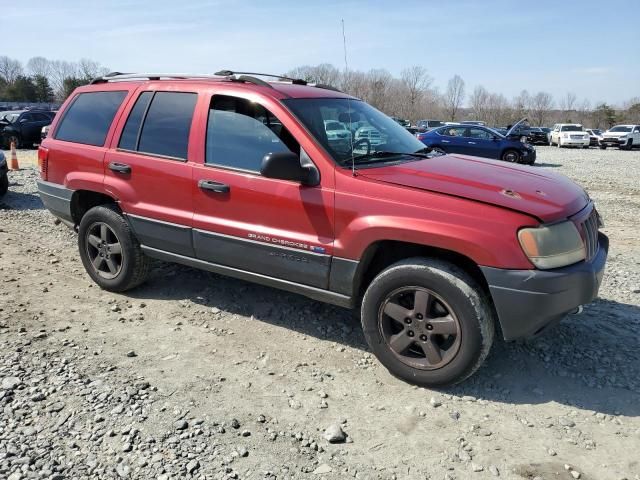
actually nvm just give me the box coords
[43,83,138,191]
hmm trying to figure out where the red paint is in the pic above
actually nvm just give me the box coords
[41,78,590,271]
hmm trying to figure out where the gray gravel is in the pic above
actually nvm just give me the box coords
[1,146,639,480]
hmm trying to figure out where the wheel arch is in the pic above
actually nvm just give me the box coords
[352,240,491,303]
[70,190,119,225]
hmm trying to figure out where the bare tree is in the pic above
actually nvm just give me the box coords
[400,66,433,121]
[0,56,24,83]
[529,91,554,126]
[26,57,51,78]
[78,58,109,80]
[365,68,394,112]
[469,85,490,122]
[444,75,465,121]
[559,92,578,121]
[512,90,531,122]
[49,60,79,100]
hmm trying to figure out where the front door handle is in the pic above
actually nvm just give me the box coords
[467,141,477,144]
[198,179,230,194]
[442,140,450,143]
[108,162,131,174]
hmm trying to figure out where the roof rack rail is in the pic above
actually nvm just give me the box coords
[215,69,343,92]
[89,70,343,92]
[90,72,223,84]
[215,70,307,85]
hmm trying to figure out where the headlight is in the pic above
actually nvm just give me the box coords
[562,133,569,138]
[619,134,627,139]
[518,221,585,269]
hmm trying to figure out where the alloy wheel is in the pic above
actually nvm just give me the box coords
[378,286,462,370]
[85,222,124,280]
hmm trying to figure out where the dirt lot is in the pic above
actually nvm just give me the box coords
[1,146,639,480]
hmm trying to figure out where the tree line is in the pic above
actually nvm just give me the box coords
[2,56,638,128]
[0,56,109,104]
[286,63,640,129]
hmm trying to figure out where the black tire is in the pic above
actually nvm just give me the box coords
[501,149,521,163]
[620,139,632,151]
[0,174,8,197]
[78,204,150,292]
[599,145,606,149]
[360,258,495,387]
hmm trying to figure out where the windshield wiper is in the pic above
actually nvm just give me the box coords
[350,150,430,164]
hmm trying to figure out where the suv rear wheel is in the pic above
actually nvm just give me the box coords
[78,204,150,292]
[360,258,495,387]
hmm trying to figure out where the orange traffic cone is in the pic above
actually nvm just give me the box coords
[9,140,19,170]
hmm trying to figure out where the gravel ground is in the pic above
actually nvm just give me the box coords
[0,146,639,480]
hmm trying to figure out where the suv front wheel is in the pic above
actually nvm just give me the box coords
[78,204,150,292]
[360,258,495,387]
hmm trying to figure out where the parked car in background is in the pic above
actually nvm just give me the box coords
[0,150,7,197]
[417,119,536,164]
[599,125,640,150]
[459,120,486,126]
[527,127,550,145]
[549,124,590,148]
[391,117,411,128]
[585,128,603,147]
[355,126,385,146]
[324,120,351,149]
[416,119,444,131]
[41,124,50,141]
[0,109,55,148]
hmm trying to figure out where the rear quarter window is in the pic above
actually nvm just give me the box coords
[55,91,127,146]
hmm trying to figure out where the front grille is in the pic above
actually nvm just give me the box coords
[570,134,585,140]
[581,209,599,261]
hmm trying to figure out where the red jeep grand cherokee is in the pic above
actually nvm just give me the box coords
[37,71,608,386]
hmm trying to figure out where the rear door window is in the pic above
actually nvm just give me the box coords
[55,91,127,146]
[118,91,153,151]
[137,92,197,160]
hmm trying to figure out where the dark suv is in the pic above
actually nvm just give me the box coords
[0,109,56,148]
[36,71,607,387]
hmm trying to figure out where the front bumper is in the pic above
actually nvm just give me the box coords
[37,179,74,223]
[600,137,625,147]
[481,233,608,341]
[521,148,536,163]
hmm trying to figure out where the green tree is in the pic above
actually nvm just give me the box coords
[3,75,37,101]
[33,74,55,103]
[0,76,7,99]
[62,76,89,100]
[592,103,617,128]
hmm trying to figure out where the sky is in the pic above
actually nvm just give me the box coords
[4,0,639,106]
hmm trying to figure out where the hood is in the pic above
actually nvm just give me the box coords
[603,131,628,138]
[359,154,589,222]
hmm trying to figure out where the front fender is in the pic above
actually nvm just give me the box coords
[335,211,535,270]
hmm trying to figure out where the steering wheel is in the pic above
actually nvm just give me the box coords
[352,138,372,155]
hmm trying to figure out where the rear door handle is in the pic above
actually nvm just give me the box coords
[108,162,131,174]
[442,140,450,143]
[467,141,476,144]
[198,179,230,194]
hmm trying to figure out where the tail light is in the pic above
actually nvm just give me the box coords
[38,146,49,180]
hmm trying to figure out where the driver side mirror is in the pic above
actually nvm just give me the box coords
[261,152,319,186]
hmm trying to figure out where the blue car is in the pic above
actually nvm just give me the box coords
[416,119,536,165]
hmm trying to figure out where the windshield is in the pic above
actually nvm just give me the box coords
[609,126,632,132]
[560,125,583,132]
[283,98,428,167]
